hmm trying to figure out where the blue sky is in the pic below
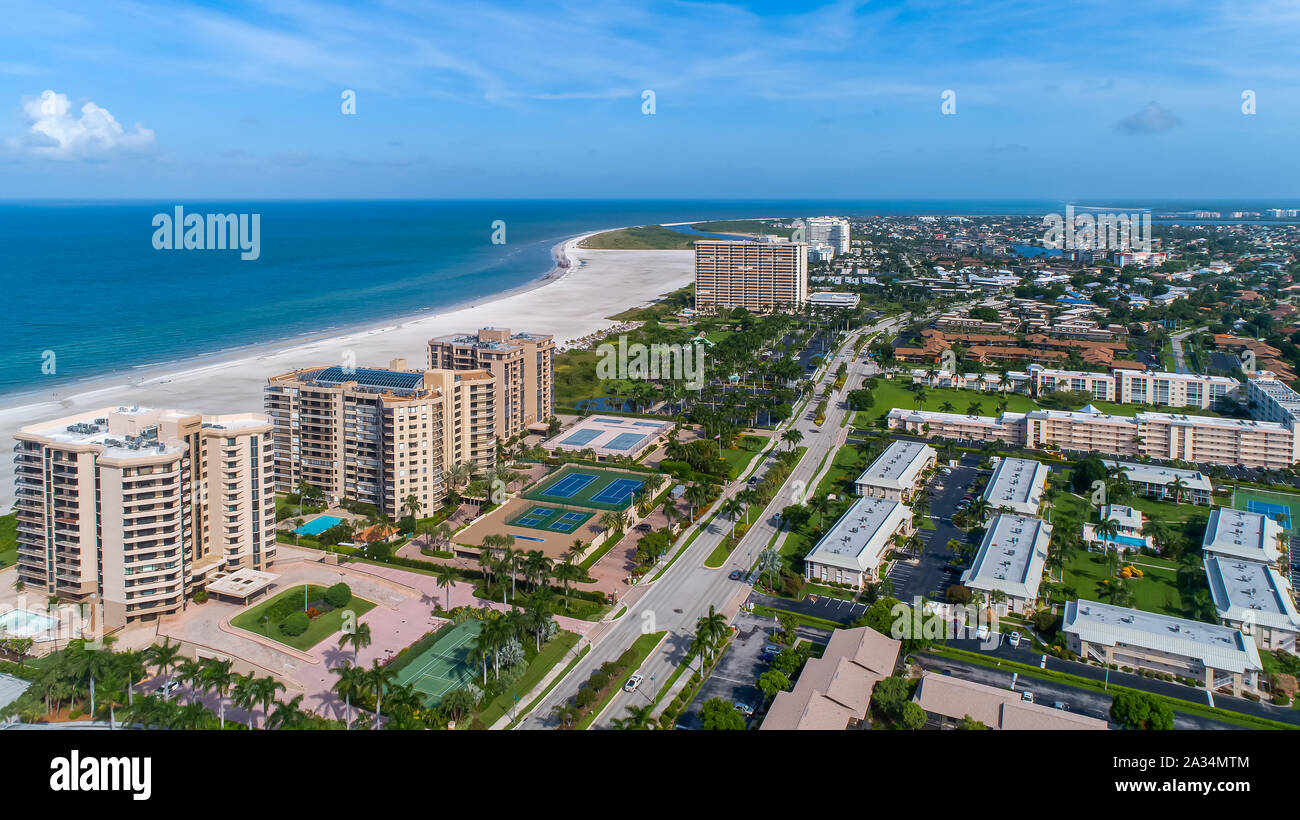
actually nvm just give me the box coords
[2,0,1299,199]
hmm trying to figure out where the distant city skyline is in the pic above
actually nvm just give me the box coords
[2,0,1299,199]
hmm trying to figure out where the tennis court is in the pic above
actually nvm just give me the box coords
[394,619,482,707]
[507,504,594,534]
[605,432,649,451]
[1233,486,1300,534]
[524,466,649,511]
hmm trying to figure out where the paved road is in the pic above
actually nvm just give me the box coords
[911,652,1237,730]
[1170,325,1206,374]
[517,312,911,729]
[943,637,1300,728]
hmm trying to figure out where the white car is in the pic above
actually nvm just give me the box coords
[155,679,181,698]
[1020,691,1034,703]
[1039,654,1047,669]
[976,625,990,641]
[1008,631,1021,648]
[623,674,643,693]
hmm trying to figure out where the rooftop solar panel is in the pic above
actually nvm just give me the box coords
[313,366,425,391]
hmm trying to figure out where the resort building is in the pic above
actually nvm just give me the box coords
[761,625,900,731]
[1203,556,1300,653]
[1082,505,1150,553]
[804,496,912,589]
[854,439,936,502]
[1200,508,1284,565]
[912,672,1108,730]
[910,366,1237,410]
[13,406,276,628]
[886,405,1297,469]
[694,239,808,313]
[427,327,555,440]
[264,361,496,517]
[982,457,1049,516]
[807,291,860,309]
[961,514,1051,615]
[1061,599,1263,696]
[1106,461,1213,505]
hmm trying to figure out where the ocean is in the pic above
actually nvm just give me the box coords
[2,197,1288,398]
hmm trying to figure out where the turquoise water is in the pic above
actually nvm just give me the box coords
[294,515,343,536]
[0,608,56,637]
[1098,534,1145,549]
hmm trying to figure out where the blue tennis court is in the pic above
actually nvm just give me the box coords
[514,506,551,527]
[1247,500,1292,529]
[540,472,598,499]
[591,477,645,505]
[605,432,647,451]
[561,429,603,446]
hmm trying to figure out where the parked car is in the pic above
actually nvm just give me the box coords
[1008,631,1021,648]
[761,643,782,660]
[1039,654,1047,669]
[155,679,181,698]
[734,702,754,717]
[623,674,643,693]
[1052,701,1069,711]
[976,624,990,641]
[1020,691,1034,703]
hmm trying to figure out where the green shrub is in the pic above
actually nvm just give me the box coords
[192,588,209,604]
[280,611,310,637]
[325,583,352,608]
[1272,692,1291,706]
[575,687,597,709]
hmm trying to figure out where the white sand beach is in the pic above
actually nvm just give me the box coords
[0,234,694,511]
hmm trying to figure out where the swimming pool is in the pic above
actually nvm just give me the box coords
[0,608,57,638]
[1097,534,1145,549]
[294,515,344,536]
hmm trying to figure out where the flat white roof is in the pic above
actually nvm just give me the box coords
[1201,508,1282,563]
[1063,599,1263,674]
[1105,460,1212,493]
[961,514,1051,601]
[1101,504,1143,530]
[1204,556,1300,634]
[855,439,934,491]
[805,496,909,573]
[982,458,1049,516]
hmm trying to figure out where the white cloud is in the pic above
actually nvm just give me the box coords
[15,90,155,160]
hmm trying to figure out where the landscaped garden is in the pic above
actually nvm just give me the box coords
[231,583,375,651]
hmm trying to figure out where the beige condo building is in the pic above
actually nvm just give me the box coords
[427,327,554,440]
[13,407,276,628]
[694,240,808,313]
[264,360,496,517]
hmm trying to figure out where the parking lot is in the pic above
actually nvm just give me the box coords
[747,591,866,625]
[676,612,783,729]
[887,462,981,603]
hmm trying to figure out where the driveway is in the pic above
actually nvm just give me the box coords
[889,465,980,603]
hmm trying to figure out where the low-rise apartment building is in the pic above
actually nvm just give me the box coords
[760,626,900,731]
[13,407,276,628]
[1201,508,1284,565]
[264,361,496,517]
[1062,599,1263,696]
[1106,461,1213,505]
[1082,505,1151,552]
[961,514,1051,615]
[913,672,1108,730]
[804,496,912,589]
[1203,556,1300,653]
[982,457,1048,516]
[909,366,1238,411]
[854,439,935,502]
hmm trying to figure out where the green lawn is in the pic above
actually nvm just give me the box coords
[0,513,16,569]
[1053,550,1205,620]
[855,380,1040,426]
[230,585,376,651]
[719,434,769,479]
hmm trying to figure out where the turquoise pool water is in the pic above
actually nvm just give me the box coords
[294,515,344,536]
[0,608,56,638]
[1097,534,1145,549]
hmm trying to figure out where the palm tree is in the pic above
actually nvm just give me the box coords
[695,605,729,662]
[938,400,956,414]
[720,497,745,539]
[552,702,582,729]
[403,494,422,522]
[67,638,116,716]
[144,639,182,684]
[365,660,398,729]
[756,549,781,590]
[1169,476,1189,504]
[173,657,205,704]
[201,658,236,729]
[332,662,366,729]
[808,494,831,530]
[435,568,457,611]
[611,703,657,730]
[338,621,372,665]
[553,553,585,609]
[684,483,710,519]
[781,428,804,452]
[231,673,259,729]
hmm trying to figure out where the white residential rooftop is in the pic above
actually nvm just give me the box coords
[1204,556,1300,634]
[1102,504,1142,530]
[855,439,934,492]
[1062,599,1263,675]
[1201,508,1283,564]
[805,496,909,574]
[1105,460,1213,494]
[961,514,1051,601]
[982,457,1049,516]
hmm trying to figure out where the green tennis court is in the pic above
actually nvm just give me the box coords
[394,619,482,706]
[1232,486,1300,535]
[507,504,594,534]
[523,466,650,511]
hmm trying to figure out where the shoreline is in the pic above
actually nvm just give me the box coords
[0,228,695,511]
